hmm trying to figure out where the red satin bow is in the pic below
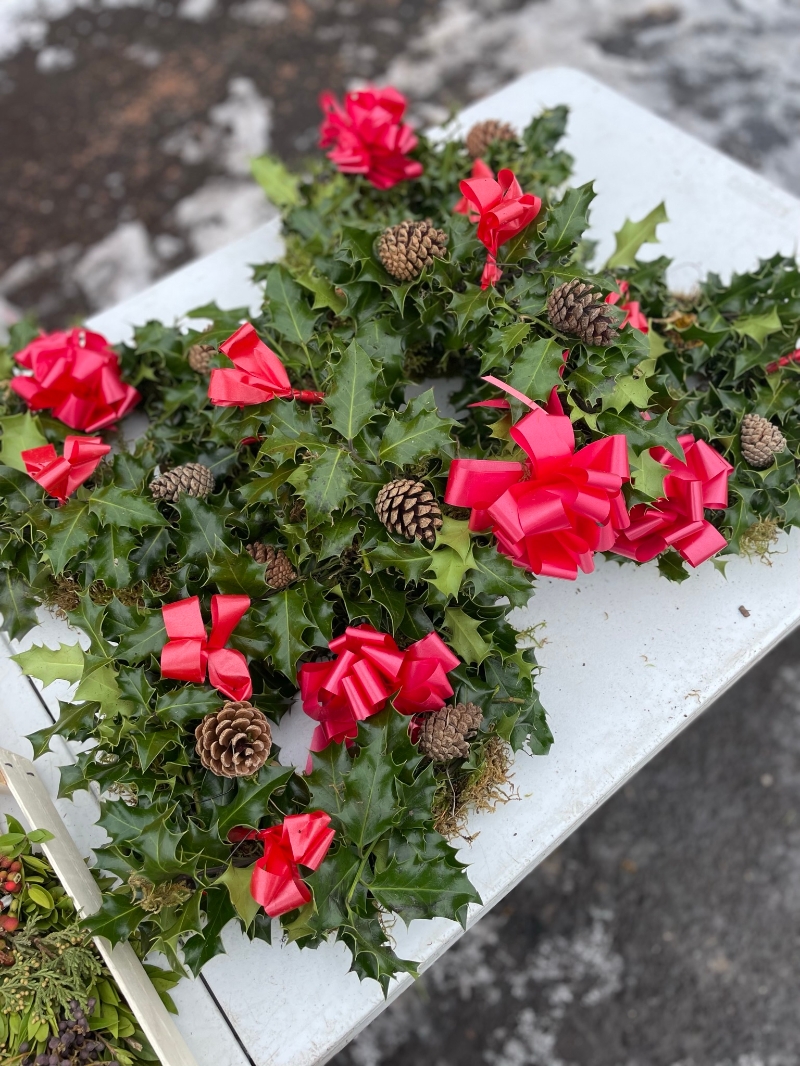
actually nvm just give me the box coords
[318,86,423,190]
[11,328,140,433]
[208,322,324,407]
[160,595,252,701]
[457,168,542,289]
[453,158,495,219]
[612,435,732,567]
[229,813,335,918]
[298,625,460,752]
[605,281,649,333]
[445,376,630,580]
[22,436,110,505]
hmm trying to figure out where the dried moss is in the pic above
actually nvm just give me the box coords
[739,518,780,562]
[432,734,517,840]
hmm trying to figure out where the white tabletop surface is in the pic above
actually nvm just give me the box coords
[2,67,800,1066]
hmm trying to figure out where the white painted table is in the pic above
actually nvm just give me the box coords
[2,67,800,1066]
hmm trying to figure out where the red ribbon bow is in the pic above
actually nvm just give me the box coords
[318,85,423,190]
[457,168,542,289]
[208,322,324,407]
[21,435,110,505]
[298,625,460,753]
[453,158,495,219]
[612,435,732,567]
[11,328,140,433]
[229,813,335,918]
[605,281,649,333]
[445,376,630,580]
[160,595,252,701]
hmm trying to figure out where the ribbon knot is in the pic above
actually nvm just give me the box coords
[208,322,325,408]
[318,85,423,190]
[298,625,460,753]
[456,168,541,289]
[445,376,630,580]
[229,812,335,917]
[22,436,110,504]
[612,435,732,567]
[11,328,140,432]
[160,595,252,701]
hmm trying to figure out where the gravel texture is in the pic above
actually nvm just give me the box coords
[2,3,800,1063]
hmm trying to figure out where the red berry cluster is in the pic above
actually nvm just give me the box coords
[0,855,22,933]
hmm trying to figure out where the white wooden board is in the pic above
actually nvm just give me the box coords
[2,67,800,1066]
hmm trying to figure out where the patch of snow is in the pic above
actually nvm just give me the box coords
[176,0,216,20]
[173,178,277,257]
[229,0,287,26]
[35,44,75,72]
[72,220,157,310]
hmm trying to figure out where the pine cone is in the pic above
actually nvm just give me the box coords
[547,279,618,347]
[195,701,272,778]
[417,702,483,761]
[375,479,443,545]
[465,118,517,159]
[378,219,448,282]
[246,541,296,589]
[740,413,786,468]
[187,343,216,373]
[150,462,214,502]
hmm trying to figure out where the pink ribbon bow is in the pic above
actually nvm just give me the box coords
[208,322,324,408]
[22,436,110,504]
[11,328,140,433]
[457,168,542,289]
[160,595,252,701]
[605,280,649,333]
[611,435,732,567]
[229,813,335,918]
[298,625,460,753]
[318,85,423,190]
[445,376,630,580]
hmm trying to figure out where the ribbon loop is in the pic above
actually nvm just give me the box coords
[22,435,110,504]
[445,377,630,580]
[208,322,325,408]
[160,595,252,701]
[239,813,335,918]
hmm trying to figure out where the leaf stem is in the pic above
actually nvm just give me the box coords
[347,843,375,905]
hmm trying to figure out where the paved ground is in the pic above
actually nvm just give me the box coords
[3,2,800,1063]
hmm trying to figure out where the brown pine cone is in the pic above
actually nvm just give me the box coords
[246,541,296,589]
[376,479,443,545]
[417,702,483,761]
[740,413,786,469]
[547,279,618,347]
[187,343,216,374]
[378,219,448,282]
[195,701,272,778]
[465,118,517,159]
[150,462,214,502]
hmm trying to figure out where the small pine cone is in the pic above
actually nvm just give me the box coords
[187,343,216,374]
[246,541,296,589]
[740,413,786,468]
[417,702,483,761]
[378,219,448,282]
[150,462,214,502]
[195,701,272,778]
[376,479,443,545]
[465,118,517,159]
[547,279,618,347]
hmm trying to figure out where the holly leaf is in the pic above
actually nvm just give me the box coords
[113,610,166,664]
[657,549,690,583]
[136,815,187,882]
[295,447,356,527]
[217,863,260,928]
[263,587,311,677]
[367,855,480,926]
[544,181,595,256]
[732,306,782,347]
[601,373,653,414]
[264,264,318,345]
[340,915,418,994]
[212,765,294,839]
[131,526,174,581]
[176,496,227,565]
[134,729,180,772]
[87,485,166,531]
[250,154,301,207]
[0,572,40,640]
[86,527,138,588]
[606,202,668,269]
[157,687,219,726]
[209,545,270,598]
[12,642,84,688]
[325,341,379,441]
[75,663,120,710]
[629,447,667,500]
[336,710,408,850]
[370,537,431,583]
[83,892,145,943]
[444,607,491,664]
[449,285,492,335]
[425,546,471,598]
[182,886,236,977]
[505,337,565,403]
[0,412,47,472]
[43,500,97,574]
[307,846,363,931]
[468,545,533,608]
[379,390,455,467]
[596,408,684,460]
